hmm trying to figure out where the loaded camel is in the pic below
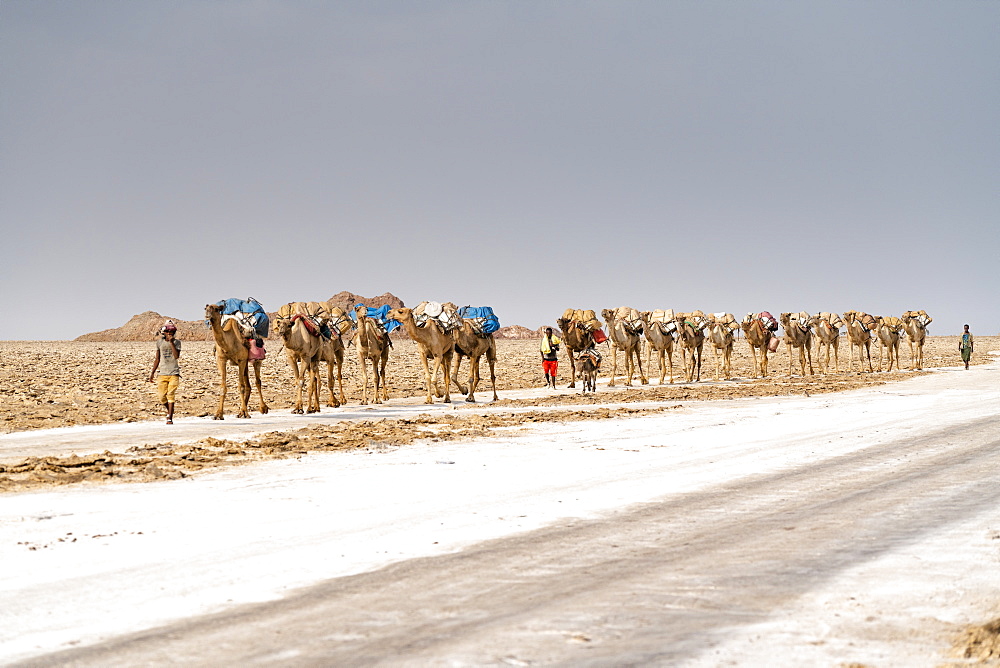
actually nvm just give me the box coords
[315,323,347,408]
[741,313,776,379]
[843,310,875,373]
[204,303,269,420]
[900,310,932,370]
[705,313,737,381]
[601,308,648,387]
[555,316,598,389]
[639,311,676,385]
[812,313,842,374]
[444,303,498,402]
[352,304,391,405]
[780,313,815,377]
[388,307,455,404]
[674,312,707,383]
[273,311,323,413]
[875,316,903,372]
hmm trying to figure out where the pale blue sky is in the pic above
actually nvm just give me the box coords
[2,1,997,340]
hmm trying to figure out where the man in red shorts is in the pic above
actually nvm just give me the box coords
[540,327,561,389]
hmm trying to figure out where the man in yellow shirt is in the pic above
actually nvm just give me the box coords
[540,327,561,389]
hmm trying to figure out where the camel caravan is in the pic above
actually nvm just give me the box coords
[201,296,933,416]
[202,297,501,418]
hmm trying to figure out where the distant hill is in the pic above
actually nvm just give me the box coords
[75,311,214,342]
[494,325,544,340]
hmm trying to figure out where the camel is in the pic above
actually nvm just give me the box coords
[388,307,455,404]
[555,317,598,389]
[900,310,932,370]
[875,316,903,372]
[843,310,875,373]
[601,308,648,387]
[741,313,775,378]
[273,314,323,413]
[352,304,391,405]
[780,312,815,377]
[314,329,347,408]
[204,303,269,420]
[674,312,707,383]
[446,305,498,403]
[705,313,737,381]
[812,313,842,374]
[639,311,676,385]
[576,347,601,394]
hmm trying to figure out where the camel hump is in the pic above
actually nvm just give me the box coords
[882,316,903,328]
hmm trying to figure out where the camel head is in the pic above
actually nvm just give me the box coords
[273,318,292,339]
[601,309,614,323]
[387,307,411,322]
[205,303,223,320]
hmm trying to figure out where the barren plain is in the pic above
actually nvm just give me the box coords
[1,335,991,435]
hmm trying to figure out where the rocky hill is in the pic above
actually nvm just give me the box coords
[75,311,214,342]
[494,325,544,340]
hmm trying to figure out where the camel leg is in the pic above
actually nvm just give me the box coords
[325,360,340,408]
[636,347,648,385]
[833,339,840,373]
[214,355,228,420]
[237,361,251,419]
[608,345,618,387]
[566,348,577,389]
[378,348,390,402]
[452,354,468,397]
[694,346,702,382]
[358,351,370,405]
[371,355,384,404]
[289,352,306,413]
[465,355,480,403]
[336,351,346,406]
[252,361,269,414]
[420,354,434,404]
[487,349,498,401]
[442,352,452,403]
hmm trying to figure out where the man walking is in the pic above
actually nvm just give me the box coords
[540,327,561,389]
[959,324,974,370]
[148,320,181,424]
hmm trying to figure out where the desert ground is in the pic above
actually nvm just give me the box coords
[1,334,999,666]
[1,334,992,435]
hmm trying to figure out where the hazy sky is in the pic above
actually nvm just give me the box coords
[2,1,997,340]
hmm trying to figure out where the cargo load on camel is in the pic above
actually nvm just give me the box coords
[816,312,844,329]
[561,308,603,333]
[613,306,644,334]
[212,297,269,359]
[902,310,933,328]
[214,297,269,338]
[276,301,353,341]
[348,304,402,335]
[413,301,462,332]
[457,306,501,336]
